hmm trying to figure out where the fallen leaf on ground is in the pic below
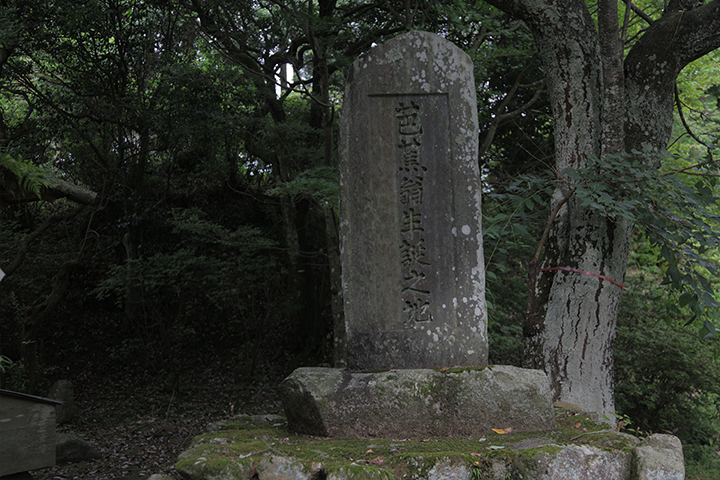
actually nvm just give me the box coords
[491,428,512,434]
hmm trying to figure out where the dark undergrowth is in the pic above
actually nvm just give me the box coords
[30,349,289,480]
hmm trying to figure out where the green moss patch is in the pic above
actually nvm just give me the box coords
[176,412,640,479]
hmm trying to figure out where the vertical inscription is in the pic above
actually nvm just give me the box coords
[396,100,432,323]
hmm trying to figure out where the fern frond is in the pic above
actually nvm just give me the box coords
[0,153,54,199]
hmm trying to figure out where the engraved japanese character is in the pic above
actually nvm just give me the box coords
[400,208,424,235]
[396,101,423,135]
[403,298,432,323]
[399,176,424,206]
[400,238,430,268]
[402,269,430,295]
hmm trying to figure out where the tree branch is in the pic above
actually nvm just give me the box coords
[674,84,710,147]
[620,0,654,25]
[2,208,83,277]
[479,60,543,157]
[532,186,577,266]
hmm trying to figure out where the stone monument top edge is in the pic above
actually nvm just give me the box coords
[348,31,474,96]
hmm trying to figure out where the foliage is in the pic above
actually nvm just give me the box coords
[562,150,720,329]
[490,149,720,332]
[483,193,543,366]
[685,444,720,480]
[0,154,55,199]
[0,354,11,373]
[93,209,289,371]
[614,272,720,446]
[268,166,339,209]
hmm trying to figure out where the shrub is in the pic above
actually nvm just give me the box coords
[614,273,720,445]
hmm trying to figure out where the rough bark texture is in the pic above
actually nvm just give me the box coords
[485,0,720,417]
[625,2,720,154]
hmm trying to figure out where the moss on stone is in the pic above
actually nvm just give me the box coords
[176,413,643,480]
[175,452,254,480]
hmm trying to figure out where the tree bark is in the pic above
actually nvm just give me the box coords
[485,0,720,417]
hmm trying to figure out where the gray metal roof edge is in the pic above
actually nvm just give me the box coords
[0,388,63,405]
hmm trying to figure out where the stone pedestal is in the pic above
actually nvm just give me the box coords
[280,366,555,438]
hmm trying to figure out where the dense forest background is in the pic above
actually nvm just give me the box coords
[1,0,720,476]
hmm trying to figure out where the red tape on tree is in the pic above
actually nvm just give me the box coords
[540,266,627,290]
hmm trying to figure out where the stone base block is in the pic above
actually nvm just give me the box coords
[175,414,685,480]
[280,365,554,438]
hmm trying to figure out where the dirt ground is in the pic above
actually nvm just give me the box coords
[31,354,286,480]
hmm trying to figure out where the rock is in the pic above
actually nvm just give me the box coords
[326,466,394,480]
[535,444,633,479]
[147,475,174,480]
[280,366,555,438]
[553,400,583,413]
[635,434,685,480]
[176,414,685,480]
[255,455,308,480]
[426,458,470,480]
[56,433,101,464]
[48,379,75,424]
[176,443,254,480]
[510,436,555,450]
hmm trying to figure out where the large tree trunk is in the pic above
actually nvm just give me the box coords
[507,0,628,417]
[486,0,720,418]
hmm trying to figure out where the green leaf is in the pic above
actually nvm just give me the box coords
[678,292,696,308]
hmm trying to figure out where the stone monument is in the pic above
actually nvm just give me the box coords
[176,32,686,477]
[281,31,554,439]
[337,30,488,370]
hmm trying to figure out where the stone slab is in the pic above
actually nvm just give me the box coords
[175,414,685,480]
[535,444,633,479]
[338,31,487,370]
[635,434,685,480]
[280,366,554,438]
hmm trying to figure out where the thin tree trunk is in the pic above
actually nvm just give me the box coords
[324,206,345,366]
[22,261,79,394]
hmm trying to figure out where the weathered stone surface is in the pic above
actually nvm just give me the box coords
[327,466,394,480]
[48,379,75,424]
[255,455,309,480]
[147,474,175,480]
[0,389,60,476]
[206,414,285,433]
[175,415,683,480]
[635,434,685,480]
[338,30,487,370]
[55,433,101,464]
[534,444,633,479]
[280,366,554,438]
[426,458,470,480]
[510,436,555,450]
[176,444,253,480]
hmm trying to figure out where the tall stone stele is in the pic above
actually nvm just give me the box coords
[337,31,488,370]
